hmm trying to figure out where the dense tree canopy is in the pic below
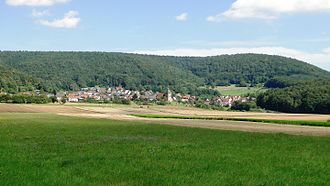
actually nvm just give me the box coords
[257,80,330,114]
[0,64,41,93]
[0,51,328,94]
[264,75,327,88]
[163,54,328,86]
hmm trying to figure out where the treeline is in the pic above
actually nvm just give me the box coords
[257,80,330,114]
[0,51,328,94]
[0,94,51,104]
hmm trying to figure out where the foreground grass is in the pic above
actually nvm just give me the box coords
[0,113,329,185]
[131,114,330,127]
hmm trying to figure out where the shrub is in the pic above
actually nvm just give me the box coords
[10,94,51,104]
[231,101,256,111]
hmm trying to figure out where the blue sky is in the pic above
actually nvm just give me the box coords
[1,0,330,70]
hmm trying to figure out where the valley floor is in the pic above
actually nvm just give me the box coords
[0,103,329,136]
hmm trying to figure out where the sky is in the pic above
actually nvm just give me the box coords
[1,0,330,71]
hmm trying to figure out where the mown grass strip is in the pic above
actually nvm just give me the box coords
[130,114,330,127]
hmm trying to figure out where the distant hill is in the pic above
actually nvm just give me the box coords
[0,51,329,93]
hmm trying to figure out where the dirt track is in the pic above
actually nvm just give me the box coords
[1,104,330,136]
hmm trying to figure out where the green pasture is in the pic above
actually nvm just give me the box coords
[215,85,266,96]
[0,113,329,185]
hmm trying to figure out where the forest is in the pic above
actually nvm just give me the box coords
[0,51,328,94]
[257,79,330,114]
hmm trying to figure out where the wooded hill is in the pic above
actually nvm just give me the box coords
[0,51,329,93]
[258,79,330,114]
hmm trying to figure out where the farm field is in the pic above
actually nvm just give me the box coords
[0,104,330,136]
[1,103,329,121]
[0,113,330,185]
[215,85,267,96]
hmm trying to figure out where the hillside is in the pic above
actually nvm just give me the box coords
[257,79,330,114]
[162,54,329,86]
[0,51,328,93]
[0,64,41,93]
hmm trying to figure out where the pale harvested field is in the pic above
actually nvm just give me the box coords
[1,104,330,136]
[0,104,98,114]
[149,106,330,121]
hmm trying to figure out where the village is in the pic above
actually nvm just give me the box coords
[46,86,250,107]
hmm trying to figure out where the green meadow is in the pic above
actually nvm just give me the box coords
[0,113,329,185]
[215,85,266,96]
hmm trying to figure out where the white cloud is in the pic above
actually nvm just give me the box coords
[32,9,50,17]
[6,0,69,6]
[322,47,330,53]
[206,15,221,22]
[176,13,188,21]
[132,47,330,71]
[304,38,330,43]
[37,10,80,28]
[182,40,273,47]
[208,0,330,21]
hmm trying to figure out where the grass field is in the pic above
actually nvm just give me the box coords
[131,114,330,127]
[215,85,266,96]
[0,113,329,185]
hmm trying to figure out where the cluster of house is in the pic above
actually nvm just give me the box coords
[52,86,176,103]
[209,95,249,107]
[48,86,249,107]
